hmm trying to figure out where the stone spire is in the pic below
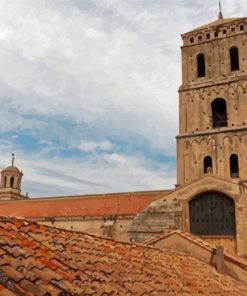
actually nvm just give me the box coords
[218,1,223,19]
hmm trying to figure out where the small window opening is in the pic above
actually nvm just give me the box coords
[230,47,239,71]
[211,98,228,127]
[240,25,244,31]
[223,29,227,34]
[206,33,210,39]
[4,176,7,187]
[10,177,14,188]
[204,156,212,173]
[198,35,202,41]
[231,27,235,32]
[215,32,218,38]
[230,154,239,178]
[190,37,194,43]
[197,53,205,77]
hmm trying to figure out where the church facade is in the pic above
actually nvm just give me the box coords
[131,16,247,256]
[1,16,247,256]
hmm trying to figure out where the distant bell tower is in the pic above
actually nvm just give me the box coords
[176,15,247,185]
[0,153,26,200]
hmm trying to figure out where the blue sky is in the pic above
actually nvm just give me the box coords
[0,0,245,197]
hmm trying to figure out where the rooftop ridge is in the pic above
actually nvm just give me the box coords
[27,188,170,201]
[183,17,246,36]
[0,216,246,294]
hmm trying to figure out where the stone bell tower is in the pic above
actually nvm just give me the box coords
[0,153,27,200]
[176,15,247,185]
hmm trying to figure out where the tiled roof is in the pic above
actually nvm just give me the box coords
[0,217,246,295]
[144,229,247,281]
[184,17,246,34]
[0,190,168,218]
[145,229,214,251]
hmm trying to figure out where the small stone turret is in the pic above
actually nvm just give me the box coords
[0,154,27,200]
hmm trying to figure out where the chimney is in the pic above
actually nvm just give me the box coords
[216,245,224,273]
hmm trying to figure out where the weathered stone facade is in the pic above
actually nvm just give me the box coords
[130,176,243,253]
[177,17,247,185]
[130,17,247,257]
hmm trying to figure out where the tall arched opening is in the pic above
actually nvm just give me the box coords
[230,46,239,71]
[197,53,206,77]
[189,191,235,236]
[211,98,228,128]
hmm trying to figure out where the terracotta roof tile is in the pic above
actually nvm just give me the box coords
[0,217,245,295]
[144,229,247,285]
[0,190,167,218]
[0,284,18,296]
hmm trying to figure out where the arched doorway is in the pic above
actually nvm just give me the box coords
[189,191,235,236]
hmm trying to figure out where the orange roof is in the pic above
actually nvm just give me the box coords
[144,229,247,283]
[0,216,247,295]
[0,190,168,218]
[184,17,246,35]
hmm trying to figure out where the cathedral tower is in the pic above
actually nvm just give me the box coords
[177,16,247,185]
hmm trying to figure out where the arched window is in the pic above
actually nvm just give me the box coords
[204,156,212,173]
[197,53,205,77]
[10,177,14,188]
[230,47,239,71]
[4,176,7,187]
[211,98,227,127]
[230,154,239,178]
[190,191,236,236]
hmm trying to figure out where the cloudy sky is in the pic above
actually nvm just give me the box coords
[0,0,245,197]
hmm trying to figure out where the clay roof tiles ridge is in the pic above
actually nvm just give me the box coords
[0,217,245,295]
[0,190,169,219]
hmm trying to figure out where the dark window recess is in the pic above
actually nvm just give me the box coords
[230,47,239,71]
[240,25,244,31]
[223,29,227,34]
[206,33,210,39]
[211,98,228,127]
[190,37,194,43]
[10,177,14,188]
[215,32,218,37]
[231,27,235,32]
[230,154,239,178]
[197,53,205,77]
[204,156,212,173]
[102,220,115,238]
[103,225,113,237]
[190,191,236,236]
[198,36,202,41]
[4,176,7,187]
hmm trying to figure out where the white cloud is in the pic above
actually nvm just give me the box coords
[0,142,175,197]
[0,0,245,195]
[103,153,127,165]
[78,140,113,152]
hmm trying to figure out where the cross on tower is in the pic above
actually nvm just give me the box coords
[218,1,223,19]
[11,153,15,166]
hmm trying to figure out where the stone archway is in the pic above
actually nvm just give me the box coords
[189,191,236,236]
